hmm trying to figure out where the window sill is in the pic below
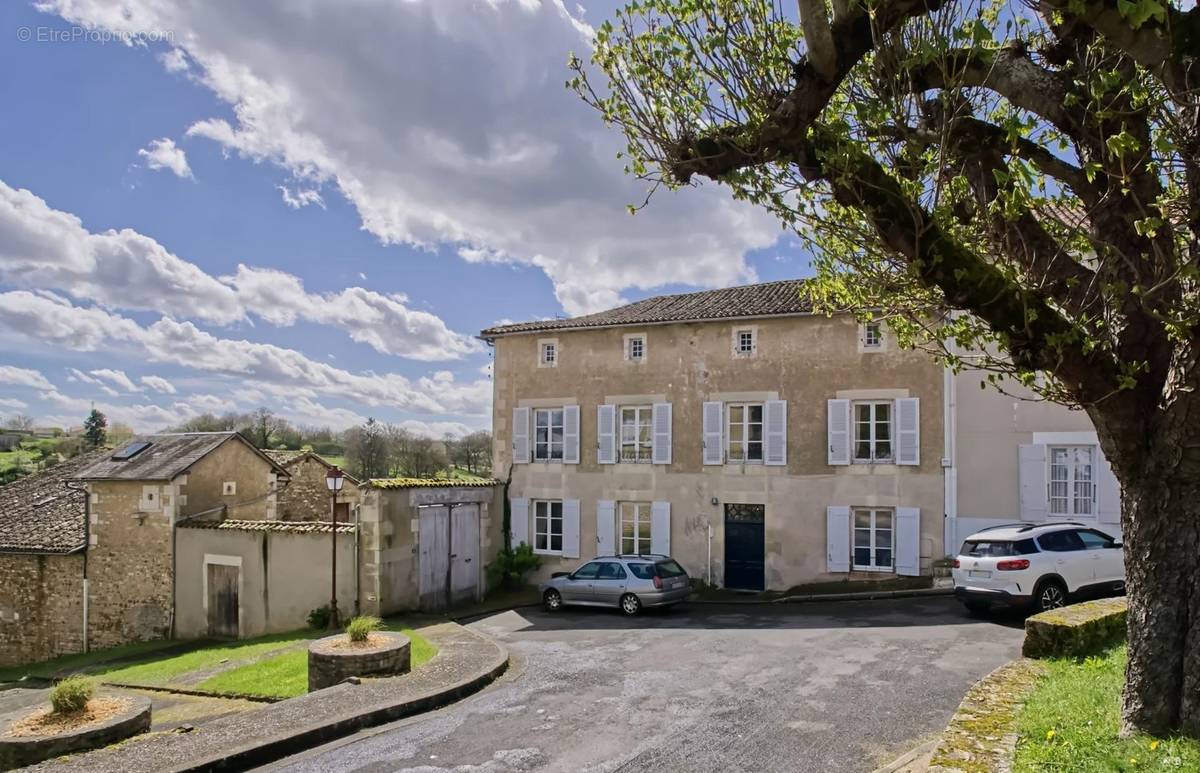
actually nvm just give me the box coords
[532,459,564,465]
[852,459,895,465]
[533,549,563,557]
[851,565,894,573]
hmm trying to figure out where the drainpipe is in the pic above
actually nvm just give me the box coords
[942,360,958,557]
[63,479,89,654]
[353,503,361,617]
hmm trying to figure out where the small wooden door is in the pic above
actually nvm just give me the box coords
[418,506,450,610]
[207,563,239,638]
[450,505,480,605]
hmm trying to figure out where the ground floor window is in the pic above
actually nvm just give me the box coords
[1049,445,1094,516]
[620,501,652,555]
[534,500,563,554]
[853,508,893,570]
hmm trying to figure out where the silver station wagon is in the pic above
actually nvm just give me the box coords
[540,555,691,616]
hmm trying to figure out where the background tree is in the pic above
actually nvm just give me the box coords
[244,407,283,449]
[344,418,388,480]
[3,414,35,432]
[82,409,107,450]
[575,0,1199,737]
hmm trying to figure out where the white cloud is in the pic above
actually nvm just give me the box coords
[276,185,324,209]
[159,47,190,73]
[138,137,193,179]
[89,368,141,393]
[141,375,177,394]
[0,183,242,324]
[0,291,490,417]
[0,365,54,390]
[42,0,779,315]
[0,397,28,410]
[0,180,479,360]
[397,419,474,439]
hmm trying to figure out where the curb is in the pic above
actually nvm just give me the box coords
[182,629,508,772]
[871,738,939,773]
[451,602,541,622]
[100,682,282,704]
[925,658,1046,772]
[688,587,953,605]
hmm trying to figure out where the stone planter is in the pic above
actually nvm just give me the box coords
[308,631,411,692]
[0,693,151,769]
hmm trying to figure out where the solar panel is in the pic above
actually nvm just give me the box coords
[111,441,151,460]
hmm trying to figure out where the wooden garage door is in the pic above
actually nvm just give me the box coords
[207,563,239,638]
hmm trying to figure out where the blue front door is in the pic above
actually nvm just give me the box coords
[724,504,765,591]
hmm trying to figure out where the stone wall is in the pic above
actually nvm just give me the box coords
[0,552,85,667]
[276,456,360,522]
[86,480,173,650]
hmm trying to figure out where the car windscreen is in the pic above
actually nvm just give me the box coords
[655,559,687,578]
[628,563,656,580]
[961,539,1037,557]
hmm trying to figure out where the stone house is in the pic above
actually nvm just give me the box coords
[0,450,106,666]
[265,450,361,522]
[481,279,1122,592]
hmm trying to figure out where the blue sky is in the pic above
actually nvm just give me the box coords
[0,0,806,436]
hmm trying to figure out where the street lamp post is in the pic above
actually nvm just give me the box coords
[325,466,345,630]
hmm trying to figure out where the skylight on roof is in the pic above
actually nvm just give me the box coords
[111,441,151,461]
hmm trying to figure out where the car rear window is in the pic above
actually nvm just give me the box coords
[655,560,687,578]
[961,539,1037,557]
[628,563,656,580]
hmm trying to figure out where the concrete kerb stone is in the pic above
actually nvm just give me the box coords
[926,659,1046,773]
[23,623,508,773]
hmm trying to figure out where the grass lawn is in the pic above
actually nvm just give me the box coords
[1014,645,1200,772]
[93,629,320,686]
[0,638,185,682]
[198,625,437,699]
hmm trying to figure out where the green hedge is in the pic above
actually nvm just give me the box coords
[1022,598,1127,659]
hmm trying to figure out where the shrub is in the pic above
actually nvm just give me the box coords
[307,605,331,630]
[50,676,95,714]
[346,615,382,643]
[486,543,542,591]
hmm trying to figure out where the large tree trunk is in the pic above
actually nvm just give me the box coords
[1116,427,1200,738]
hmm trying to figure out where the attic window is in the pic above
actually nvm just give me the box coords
[111,441,151,461]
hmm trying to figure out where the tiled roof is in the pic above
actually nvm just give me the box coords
[76,432,289,481]
[368,477,497,490]
[0,450,108,554]
[480,279,814,338]
[263,450,360,484]
[179,519,357,534]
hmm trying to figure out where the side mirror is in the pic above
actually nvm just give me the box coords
[1112,541,1123,549]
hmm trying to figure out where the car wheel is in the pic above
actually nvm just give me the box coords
[543,589,563,612]
[1035,579,1068,612]
[964,600,991,616]
[620,593,641,616]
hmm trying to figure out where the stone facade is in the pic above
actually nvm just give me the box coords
[0,553,84,666]
[274,454,360,522]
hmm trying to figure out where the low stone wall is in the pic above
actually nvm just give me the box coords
[0,694,151,769]
[308,631,411,692]
[1022,597,1127,659]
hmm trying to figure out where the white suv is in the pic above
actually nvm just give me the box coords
[952,522,1125,614]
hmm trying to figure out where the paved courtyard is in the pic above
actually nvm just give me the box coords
[263,597,1025,773]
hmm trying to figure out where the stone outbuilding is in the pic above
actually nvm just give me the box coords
[0,450,106,666]
[264,450,361,522]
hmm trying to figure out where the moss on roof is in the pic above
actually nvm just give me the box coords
[368,477,496,489]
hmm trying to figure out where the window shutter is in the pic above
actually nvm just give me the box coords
[895,398,920,466]
[827,399,850,465]
[1019,444,1049,521]
[1096,446,1121,524]
[562,405,580,464]
[826,505,850,572]
[562,499,581,559]
[512,407,530,464]
[651,501,671,555]
[765,400,787,466]
[702,401,724,465]
[652,402,672,465]
[510,497,529,547]
[596,500,616,555]
[895,507,921,576]
[596,404,616,464]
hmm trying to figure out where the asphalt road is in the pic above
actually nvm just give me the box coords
[262,597,1025,773]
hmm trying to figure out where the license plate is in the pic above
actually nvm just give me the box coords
[671,579,686,589]
[969,570,992,579]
